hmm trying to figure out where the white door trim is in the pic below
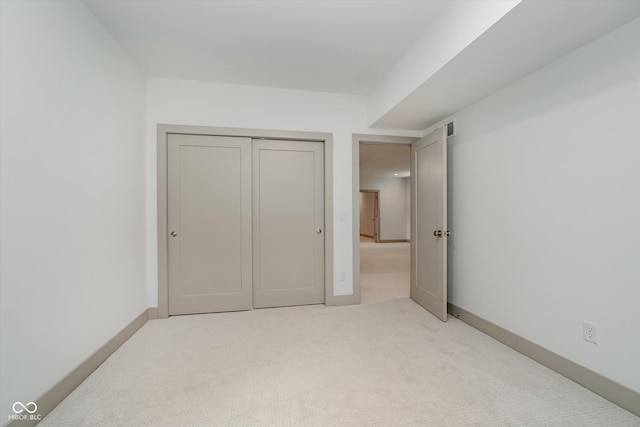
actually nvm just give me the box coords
[157,124,334,318]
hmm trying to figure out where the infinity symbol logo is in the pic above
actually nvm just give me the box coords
[12,401,38,414]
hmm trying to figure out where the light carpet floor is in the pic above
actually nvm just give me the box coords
[41,241,639,426]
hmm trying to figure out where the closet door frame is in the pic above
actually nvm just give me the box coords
[156,124,336,319]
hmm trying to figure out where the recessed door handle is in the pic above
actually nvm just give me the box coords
[170,231,178,237]
[433,230,442,237]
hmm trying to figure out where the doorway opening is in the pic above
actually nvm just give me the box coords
[353,137,415,305]
[359,190,380,242]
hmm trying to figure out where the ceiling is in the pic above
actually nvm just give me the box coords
[85,0,640,131]
[360,144,410,179]
[85,0,447,95]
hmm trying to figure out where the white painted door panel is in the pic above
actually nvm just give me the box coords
[168,134,252,315]
[411,127,447,321]
[253,140,324,308]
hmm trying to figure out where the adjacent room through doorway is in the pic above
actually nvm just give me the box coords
[358,143,411,305]
[359,236,410,305]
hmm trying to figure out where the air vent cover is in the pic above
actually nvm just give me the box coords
[446,120,456,138]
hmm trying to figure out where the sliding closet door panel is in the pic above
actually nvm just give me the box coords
[259,150,315,290]
[168,134,252,315]
[253,140,324,308]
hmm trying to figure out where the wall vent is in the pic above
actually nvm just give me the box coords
[446,120,456,139]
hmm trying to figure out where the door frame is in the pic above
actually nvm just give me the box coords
[359,189,380,242]
[352,134,419,305]
[157,124,334,318]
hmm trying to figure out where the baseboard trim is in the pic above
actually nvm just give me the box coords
[358,234,410,243]
[7,309,152,427]
[147,307,159,320]
[329,293,360,306]
[447,303,640,417]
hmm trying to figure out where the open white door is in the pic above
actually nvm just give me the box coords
[410,127,448,321]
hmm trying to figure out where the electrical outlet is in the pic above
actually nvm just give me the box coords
[339,271,346,281]
[583,321,598,345]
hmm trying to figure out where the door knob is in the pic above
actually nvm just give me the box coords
[433,230,442,237]
[316,229,323,234]
[170,231,178,237]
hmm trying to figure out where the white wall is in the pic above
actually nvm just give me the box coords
[360,177,409,241]
[435,18,640,392]
[0,1,147,421]
[146,78,420,300]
